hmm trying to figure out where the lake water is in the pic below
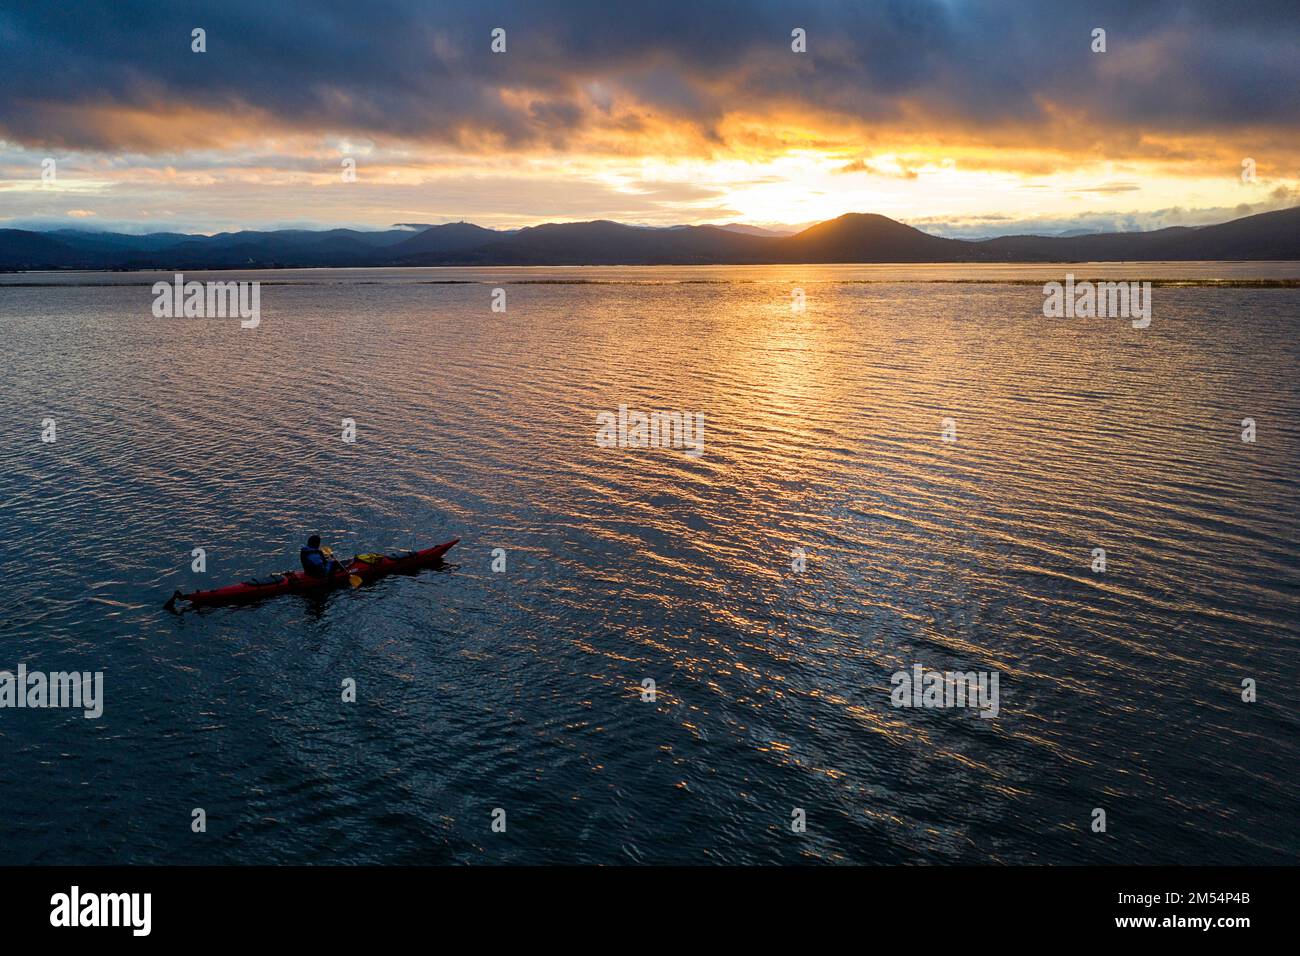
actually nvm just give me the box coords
[1,264,1297,864]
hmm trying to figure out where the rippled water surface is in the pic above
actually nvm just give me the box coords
[1,265,1297,864]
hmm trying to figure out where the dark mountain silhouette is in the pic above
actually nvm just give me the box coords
[50,228,195,251]
[2,207,1297,270]
[1153,206,1300,260]
[0,229,82,269]
[406,221,774,265]
[774,213,967,262]
[698,223,795,237]
[969,207,1300,262]
[387,222,500,260]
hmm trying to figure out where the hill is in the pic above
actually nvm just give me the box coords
[3,207,1297,270]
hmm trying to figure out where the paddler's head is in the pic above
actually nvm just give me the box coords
[307,534,321,548]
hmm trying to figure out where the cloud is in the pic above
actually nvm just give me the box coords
[1,1,1296,231]
[0,0,1296,164]
[1068,182,1141,194]
[835,158,919,179]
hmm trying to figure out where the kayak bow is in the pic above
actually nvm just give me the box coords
[164,538,458,611]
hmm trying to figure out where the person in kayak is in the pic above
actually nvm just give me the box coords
[300,535,345,578]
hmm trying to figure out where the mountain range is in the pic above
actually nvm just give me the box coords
[2,207,1297,270]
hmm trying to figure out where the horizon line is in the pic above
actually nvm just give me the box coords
[7,205,1299,242]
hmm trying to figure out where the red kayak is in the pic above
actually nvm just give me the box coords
[165,538,458,610]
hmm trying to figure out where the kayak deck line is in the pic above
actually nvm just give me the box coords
[164,538,459,611]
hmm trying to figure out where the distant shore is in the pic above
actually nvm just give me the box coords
[4,207,1299,272]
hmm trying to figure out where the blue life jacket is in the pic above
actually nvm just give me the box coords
[300,546,329,577]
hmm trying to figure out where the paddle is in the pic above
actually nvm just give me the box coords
[321,546,363,588]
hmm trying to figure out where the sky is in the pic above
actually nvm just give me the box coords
[1,0,1298,236]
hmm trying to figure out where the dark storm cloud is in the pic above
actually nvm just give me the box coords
[1,0,1296,152]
